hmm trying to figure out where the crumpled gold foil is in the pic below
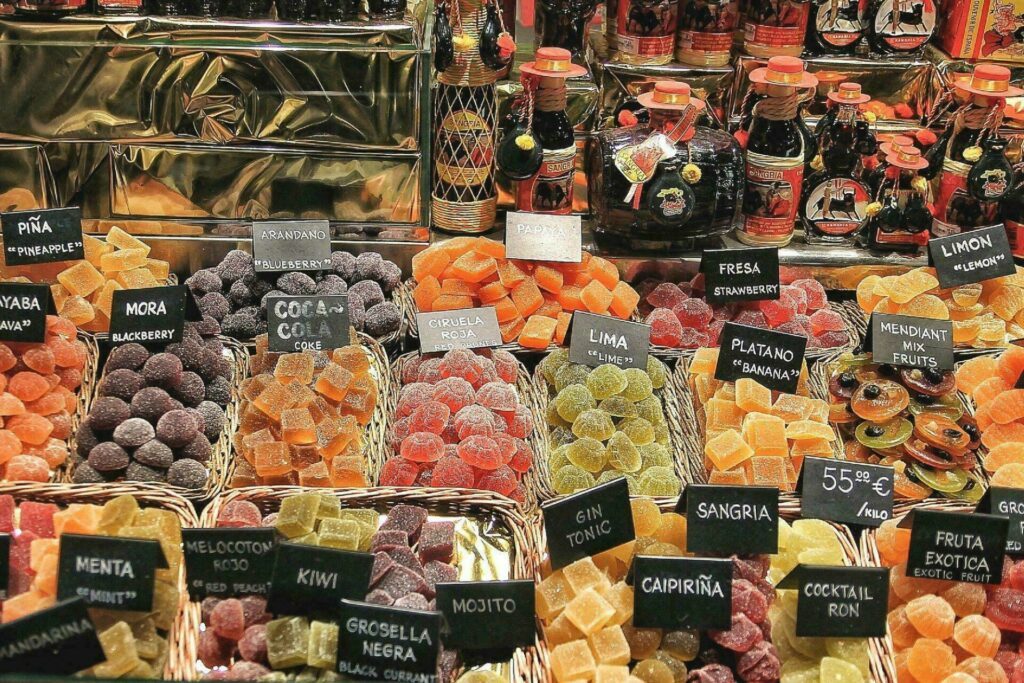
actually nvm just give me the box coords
[0,16,423,149]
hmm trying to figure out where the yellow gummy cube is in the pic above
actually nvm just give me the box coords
[790,438,834,457]
[545,612,584,646]
[710,467,749,485]
[562,557,610,594]
[60,295,95,325]
[551,640,597,683]
[588,626,631,665]
[742,413,788,457]
[785,420,836,441]
[145,258,170,281]
[116,267,159,289]
[736,377,772,413]
[705,397,743,431]
[770,394,816,422]
[106,226,151,256]
[537,571,574,620]
[595,665,631,683]
[82,234,114,267]
[705,428,754,472]
[100,248,148,273]
[93,279,123,318]
[57,261,105,297]
[689,347,719,376]
[563,588,615,636]
[597,582,634,626]
[693,374,723,404]
[50,283,69,311]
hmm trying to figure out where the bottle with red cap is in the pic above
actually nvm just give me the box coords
[588,81,742,252]
[925,63,1020,237]
[864,144,932,251]
[736,56,818,247]
[800,82,873,245]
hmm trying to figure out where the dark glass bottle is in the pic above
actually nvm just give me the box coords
[675,0,738,66]
[516,77,576,214]
[1000,171,1024,258]
[806,0,863,54]
[367,0,404,19]
[865,163,930,252]
[801,104,871,245]
[535,0,598,57]
[866,0,935,53]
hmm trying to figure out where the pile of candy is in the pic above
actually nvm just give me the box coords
[957,348,1024,489]
[6,227,172,333]
[538,350,678,497]
[411,237,640,349]
[2,494,182,679]
[826,353,983,501]
[636,277,848,351]
[688,348,824,489]
[538,498,781,683]
[200,494,463,682]
[769,520,871,681]
[379,349,534,501]
[186,250,402,340]
[72,320,232,489]
[856,266,1024,348]
[876,517,1024,682]
[0,316,88,482]
[231,337,377,488]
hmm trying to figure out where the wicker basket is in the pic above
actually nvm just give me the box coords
[184,486,543,683]
[383,351,547,510]
[0,481,200,681]
[531,355,691,505]
[672,353,844,514]
[954,355,1001,489]
[224,332,390,489]
[67,335,248,503]
[50,330,101,483]
[528,499,880,683]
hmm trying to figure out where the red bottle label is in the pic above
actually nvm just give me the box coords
[815,0,863,46]
[517,146,575,214]
[803,177,870,236]
[740,157,803,238]
[616,0,679,57]
[933,167,1000,236]
[1006,220,1024,257]
[872,0,935,50]
[677,0,738,54]
[744,0,810,48]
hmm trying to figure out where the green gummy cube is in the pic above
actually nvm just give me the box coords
[267,617,310,670]
[316,495,341,522]
[307,621,339,669]
[275,493,321,538]
[93,621,142,679]
[317,519,362,550]
[291,532,320,546]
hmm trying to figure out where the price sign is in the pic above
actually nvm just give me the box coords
[267,542,374,617]
[1,207,84,266]
[434,580,535,652]
[799,457,893,527]
[504,212,582,263]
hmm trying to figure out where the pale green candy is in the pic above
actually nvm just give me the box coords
[639,442,672,470]
[621,367,654,401]
[555,383,596,422]
[654,422,670,446]
[779,658,819,683]
[266,617,311,669]
[636,395,665,424]
[317,670,343,683]
[317,518,361,550]
[638,466,680,496]
[275,493,320,538]
[316,495,341,521]
[620,417,655,445]
[307,621,339,669]
[539,348,570,384]
[825,639,870,679]
[552,464,596,494]
[554,362,590,392]
[606,431,641,473]
[661,629,700,662]
[599,395,638,419]
[549,426,575,448]
[572,409,616,441]
[549,444,571,473]
[546,401,570,428]
[653,650,688,682]
[819,657,864,683]
[566,437,607,473]
[596,470,640,495]
[586,364,628,400]
[647,357,668,389]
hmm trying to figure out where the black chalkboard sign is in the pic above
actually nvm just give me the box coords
[1,208,84,266]
[632,556,732,630]
[182,528,277,599]
[0,598,104,676]
[0,283,50,343]
[701,247,780,304]
[57,535,162,611]
[715,323,806,393]
[929,225,1016,288]
[542,478,635,570]
[776,565,889,638]
[680,485,779,555]
[336,601,441,682]
[799,457,893,527]
[904,509,1008,584]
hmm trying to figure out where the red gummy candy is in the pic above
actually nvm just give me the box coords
[734,309,768,328]
[430,456,475,488]
[439,349,481,385]
[672,298,713,329]
[646,309,683,347]
[389,416,412,451]
[781,286,808,315]
[492,350,519,384]
[646,283,688,308]
[457,435,502,470]
[737,641,781,683]
[408,401,451,435]
[416,357,444,384]
[986,588,1024,632]
[509,439,534,473]
[809,309,845,334]
[503,404,534,439]
[396,383,433,418]
[401,356,423,385]
[757,298,797,327]
[493,433,518,464]
[217,500,263,528]
[709,613,764,653]
[476,382,517,412]
[679,328,711,350]
[432,377,476,413]
[400,432,445,463]
[19,501,57,538]
[454,405,498,439]
[792,278,827,310]
[712,304,736,322]
[731,579,768,623]
[0,494,13,532]
[211,597,246,640]
[476,465,518,496]
[381,457,420,486]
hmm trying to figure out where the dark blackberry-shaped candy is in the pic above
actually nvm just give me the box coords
[355,252,384,281]
[315,274,347,296]
[167,458,209,489]
[179,433,213,463]
[198,292,231,321]
[260,289,284,315]
[72,462,105,483]
[365,302,401,338]
[174,371,206,407]
[202,337,225,358]
[378,261,402,292]
[75,420,100,458]
[275,272,317,295]
[126,462,166,483]
[197,401,225,442]
[156,409,199,448]
[88,442,130,471]
[106,343,150,372]
[194,315,222,337]
[98,369,146,402]
[185,269,224,295]
[349,280,385,309]
[222,308,260,339]
[131,387,173,422]
[89,396,131,431]
[113,418,156,449]
[142,352,184,390]
[229,280,254,307]
[330,251,357,282]
[170,341,207,375]
[349,295,367,332]
[134,439,174,468]
[206,376,232,405]
[216,250,254,285]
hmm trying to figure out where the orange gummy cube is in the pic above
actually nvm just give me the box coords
[557,286,584,311]
[609,282,640,318]
[709,467,750,485]
[478,281,508,303]
[535,266,564,293]
[500,317,525,343]
[412,248,450,281]
[145,258,170,281]
[705,429,754,472]
[450,251,497,283]
[106,226,151,256]
[115,267,159,290]
[473,237,506,259]
[315,364,354,402]
[743,415,788,457]
[580,280,613,314]
[555,312,572,345]
[93,280,123,318]
[82,234,113,267]
[497,260,529,289]
[254,441,292,477]
[280,408,316,444]
[536,299,562,320]
[520,315,558,349]
[511,280,544,317]
[59,296,95,326]
[440,236,478,260]
[57,262,105,297]
[433,295,474,311]
[490,297,520,323]
[99,248,147,273]
[330,455,368,487]
[588,256,619,289]
[736,378,772,413]
[440,279,478,297]
[297,461,331,487]
[2,590,53,623]
[705,397,743,431]
[749,456,788,485]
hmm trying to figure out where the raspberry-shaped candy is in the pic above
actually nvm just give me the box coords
[492,350,519,384]
[454,405,498,439]
[457,435,502,470]
[646,282,688,308]
[396,383,433,418]
[757,298,797,327]
[672,298,713,329]
[646,309,683,347]
[432,377,476,413]
[438,349,481,385]
[476,381,517,412]
[400,432,444,462]
[792,278,827,310]
[430,456,474,488]
[408,401,451,435]
[381,457,419,486]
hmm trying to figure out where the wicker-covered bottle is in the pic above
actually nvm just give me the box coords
[589,81,742,252]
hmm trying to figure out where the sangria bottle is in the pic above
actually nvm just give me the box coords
[736,56,819,247]
[743,0,811,57]
[806,0,863,54]
[535,0,598,58]
[675,0,738,66]
[866,0,935,53]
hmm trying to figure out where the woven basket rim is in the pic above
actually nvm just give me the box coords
[50,329,101,484]
[385,350,546,511]
[188,485,542,683]
[0,481,200,681]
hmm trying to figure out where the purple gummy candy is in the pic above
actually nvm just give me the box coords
[365,589,395,606]
[225,661,270,681]
[395,593,430,611]
[240,595,269,627]
[210,597,246,641]
[198,628,234,668]
[216,500,263,529]
[423,561,458,598]
[370,530,410,552]
[687,664,736,683]
[237,624,267,664]
[418,521,455,565]
[385,545,425,576]
[736,641,781,683]
[731,579,768,623]
[376,564,428,600]
[380,505,428,543]
[370,552,395,587]
[708,613,763,653]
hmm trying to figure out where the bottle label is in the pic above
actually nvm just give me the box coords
[803,177,869,236]
[743,1,810,48]
[616,0,678,58]
[1006,220,1024,257]
[437,110,494,188]
[814,0,863,46]
[935,167,1000,234]
[740,154,803,238]
[516,145,575,214]
[677,0,738,54]
[872,0,934,50]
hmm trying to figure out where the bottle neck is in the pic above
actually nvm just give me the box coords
[650,109,697,143]
[755,86,799,121]
[535,76,568,114]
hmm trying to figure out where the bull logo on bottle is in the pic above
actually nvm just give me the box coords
[656,187,688,217]
[979,168,1010,199]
